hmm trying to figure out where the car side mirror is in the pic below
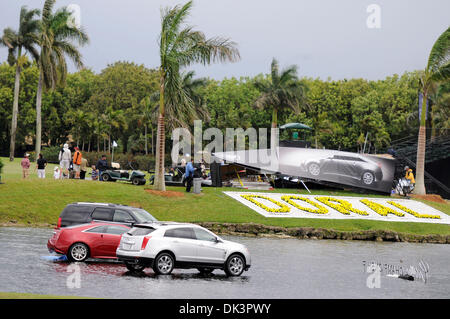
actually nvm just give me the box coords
[215,237,222,243]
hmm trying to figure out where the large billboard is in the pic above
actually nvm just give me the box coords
[213,147,396,193]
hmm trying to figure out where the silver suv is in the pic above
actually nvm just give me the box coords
[116,222,251,276]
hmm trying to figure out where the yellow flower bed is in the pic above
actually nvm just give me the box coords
[281,195,328,214]
[315,197,369,216]
[240,194,290,213]
[387,201,441,219]
[360,199,404,217]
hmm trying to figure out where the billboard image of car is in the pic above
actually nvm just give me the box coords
[213,147,396,193]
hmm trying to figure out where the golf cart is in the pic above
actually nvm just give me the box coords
[101,162,146,185]
[148,166,187,186]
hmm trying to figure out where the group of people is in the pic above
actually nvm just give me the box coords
[55,143,90,179]
[19,143,111,182]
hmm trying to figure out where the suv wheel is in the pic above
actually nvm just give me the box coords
[68,242,89,262]
[362,171,375,185]
[153,252,174,275]
[125,262,145,272]
[224,254,245,277]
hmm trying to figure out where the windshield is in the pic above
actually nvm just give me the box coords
[131,208,157,223]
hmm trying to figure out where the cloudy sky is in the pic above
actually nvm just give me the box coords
[1,0,449,80]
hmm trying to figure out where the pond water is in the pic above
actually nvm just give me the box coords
[0,227,449,299]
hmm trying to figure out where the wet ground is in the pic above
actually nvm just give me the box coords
[0,227,449,298]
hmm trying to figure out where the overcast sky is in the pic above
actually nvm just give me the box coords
[1,0,449,80]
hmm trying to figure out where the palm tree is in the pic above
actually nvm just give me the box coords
[429,82,450,140]
[180,71,210,125]
[66,108,87,147]
[254,58,305,148]
[139,96,154,155]
[34,0,89,156]
[150,70,210,131]
[101,106,127,154]
[1,6,40,161]
[414,27,450,195]
[92,117,108,152]
[153,0,240,191]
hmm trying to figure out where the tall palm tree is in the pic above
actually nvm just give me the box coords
[101,106,127,154]
[34,0,89,156]
[180,71,210,125]
[254,58,305,148]
[414,27,450,195]
[1,6,40,161]
[149,70,210,131]
[139,96,154,155]
[153,0,240,191]
[429,82,450,140]
[66,108,87,147]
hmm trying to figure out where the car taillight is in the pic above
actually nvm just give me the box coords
[141,236,151,250]
[57,217,61,229]
[52,229,61,241]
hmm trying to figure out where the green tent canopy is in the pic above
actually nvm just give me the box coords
[279,122,312,130]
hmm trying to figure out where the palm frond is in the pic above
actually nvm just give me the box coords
[427,26,450,79]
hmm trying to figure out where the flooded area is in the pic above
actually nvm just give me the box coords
[0,227,449,298]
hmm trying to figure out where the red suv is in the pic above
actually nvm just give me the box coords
[48,222,130,262]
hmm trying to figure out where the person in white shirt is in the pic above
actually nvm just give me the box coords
[58,144,71,179]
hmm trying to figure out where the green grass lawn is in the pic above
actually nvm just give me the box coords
[0,157,449,235]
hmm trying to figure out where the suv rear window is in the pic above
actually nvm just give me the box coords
[91,207,113,221]
[113,209,134,223]
[164,227,195,239]
[127,227,155,236]
[61,205,92,222]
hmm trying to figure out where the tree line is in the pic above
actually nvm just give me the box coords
[1,59,447,155]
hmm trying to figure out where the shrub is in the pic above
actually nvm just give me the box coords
[40,146,63,163]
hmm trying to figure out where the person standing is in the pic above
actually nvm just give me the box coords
[404,166,415,185]
[58,144,71,179]
[185,159,195,192]
[21,154,31,179]
[80,157,89,180]
[96,155,109,181]
[36,153,47,178]
[72,147,82,179]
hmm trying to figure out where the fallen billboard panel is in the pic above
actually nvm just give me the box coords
[214,147,396,193]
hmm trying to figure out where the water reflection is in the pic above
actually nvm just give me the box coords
[46,258,250,283]
[121,270,250,283]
